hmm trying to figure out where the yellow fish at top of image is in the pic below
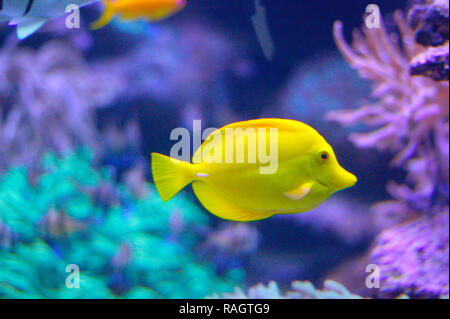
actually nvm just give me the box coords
[91,0,187,30]
[151,118,357,222]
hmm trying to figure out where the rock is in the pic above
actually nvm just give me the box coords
[408,0,449,47]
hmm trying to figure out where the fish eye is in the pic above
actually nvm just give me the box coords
[318,151,329,162]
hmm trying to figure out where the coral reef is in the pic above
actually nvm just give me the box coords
[370,209,449,298]
[0,149,243,298]
[329,10,449,227]
[198,223,260,273]
[328,5,449,298]
[408,0,449,47]
[410,42,449,81]
[1,0,446,300]
[408,0,449,81]
[210,279,364,299]
[99,119,144,179]
[0,39,122,172]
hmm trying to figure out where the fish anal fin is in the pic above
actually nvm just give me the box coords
[15,18,47,40]
[284,180,313,201]
[192,181,273,222]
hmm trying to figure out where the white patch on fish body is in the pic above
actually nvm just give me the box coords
[0,0,98,39]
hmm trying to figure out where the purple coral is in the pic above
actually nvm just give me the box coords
[328,6,449,298]
[370,210,449,298]
[328,10,449,225]
[0,39,122,171]
[408,0,449,81]
[408,0,449,48]
[410,42,449,81]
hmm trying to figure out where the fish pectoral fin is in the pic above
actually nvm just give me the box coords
[284,181,314,201]
[15,18,47,40]
[192,181,274,222]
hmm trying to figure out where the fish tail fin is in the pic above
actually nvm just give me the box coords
[90,0,116,30]
[151,153,194,202]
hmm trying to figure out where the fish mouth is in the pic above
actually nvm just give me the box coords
[339,170,357,190]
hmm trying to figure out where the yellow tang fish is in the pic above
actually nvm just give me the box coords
[91,0,186,30]
[151,118,357,222]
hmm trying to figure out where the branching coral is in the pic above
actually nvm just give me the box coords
[328,10,449,226]
[0,149,243,298]
[0,39,122,172]
[328,4,449,298]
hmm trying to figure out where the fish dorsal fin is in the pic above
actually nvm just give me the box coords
[221,118,312,132]
[192,181,274,222]
[15,18,47,39]
[284,180,314,201]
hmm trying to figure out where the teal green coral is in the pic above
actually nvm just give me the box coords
[0,149,243,299]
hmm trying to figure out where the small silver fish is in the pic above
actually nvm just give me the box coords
[0,0,98,39]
